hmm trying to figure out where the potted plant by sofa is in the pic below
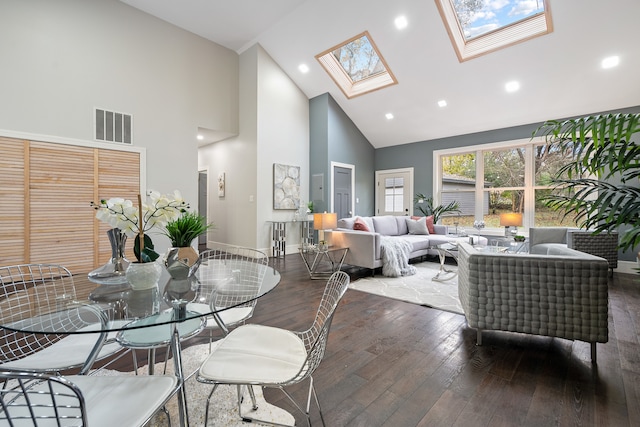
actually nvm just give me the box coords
[534,113,640,262]
[413,194,461,224]
[163,211,215,266]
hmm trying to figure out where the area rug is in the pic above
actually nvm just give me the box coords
[349,261,463,314]
[96,344,294,426]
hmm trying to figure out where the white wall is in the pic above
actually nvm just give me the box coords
[198,44,310,254]
[0,0,238,255]
[256,45,310,254]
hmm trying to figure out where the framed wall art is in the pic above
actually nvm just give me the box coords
[218,172,225,197]
[273,163,300,210]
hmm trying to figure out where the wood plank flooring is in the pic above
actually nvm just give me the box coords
[103,254,640,426]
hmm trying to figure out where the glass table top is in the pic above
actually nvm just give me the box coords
[0,264,281,335]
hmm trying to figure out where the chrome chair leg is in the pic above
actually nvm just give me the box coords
[204,384,220,427]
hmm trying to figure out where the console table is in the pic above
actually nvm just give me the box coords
[267,219,314,258]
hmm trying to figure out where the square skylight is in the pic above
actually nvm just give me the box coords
[435,0,553,62]
[316,31,397,99]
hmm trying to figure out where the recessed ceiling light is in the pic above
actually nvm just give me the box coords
[385,113,394,120]
[438,100,447,107]
[395,16,408,30]
[197,134,204,140]
[505,81,520,93]
[601,55,619,69]
[298,64,310,73]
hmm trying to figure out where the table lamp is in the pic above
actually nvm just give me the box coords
[313,212,337,249]
[500,213,522,238]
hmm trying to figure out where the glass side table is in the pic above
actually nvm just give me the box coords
[432,242,459,282]
[299,245,349,280]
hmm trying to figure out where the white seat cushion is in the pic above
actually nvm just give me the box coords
[187,302,253,329]
[1,320,128,371]
[198,324,307,384]
[17,375,178,427]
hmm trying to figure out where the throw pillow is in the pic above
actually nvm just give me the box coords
[426,215,435,234]
[406,216,429,235]
[353,217,370,232]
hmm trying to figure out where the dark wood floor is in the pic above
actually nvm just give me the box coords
[107,254,640,426]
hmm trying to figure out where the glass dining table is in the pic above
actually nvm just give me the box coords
[0,262,281,427]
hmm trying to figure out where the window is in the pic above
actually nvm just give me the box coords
[316,31,397,99]
[385,177,405,213]
[435,0,553,61]
[435,137,580,231]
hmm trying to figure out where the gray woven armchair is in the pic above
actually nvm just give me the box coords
[529,228,619,275]
[567,229,618,273]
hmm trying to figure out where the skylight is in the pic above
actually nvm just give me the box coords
[316,31,397,99]
[435,0,553,62]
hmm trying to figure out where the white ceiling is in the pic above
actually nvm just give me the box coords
[121,0,640,149]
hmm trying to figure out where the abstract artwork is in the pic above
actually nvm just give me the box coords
[218,172,225,197]
[273,163,300,210]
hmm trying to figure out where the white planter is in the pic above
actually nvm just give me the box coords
[126,261,162,290]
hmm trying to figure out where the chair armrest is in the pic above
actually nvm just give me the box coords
[325,230,380,269]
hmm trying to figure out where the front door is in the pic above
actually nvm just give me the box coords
[375,168,414,216]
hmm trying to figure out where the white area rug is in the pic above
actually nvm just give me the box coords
[97,344,294,426]
[349,261,463,314]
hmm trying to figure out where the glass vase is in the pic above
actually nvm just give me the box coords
[88,228,130,285]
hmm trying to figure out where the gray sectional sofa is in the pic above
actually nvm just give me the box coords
[457,241,609,363]
[324,215,486,270]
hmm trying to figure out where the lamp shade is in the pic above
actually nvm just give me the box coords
[499,213,522,227]
[313,212,337,230]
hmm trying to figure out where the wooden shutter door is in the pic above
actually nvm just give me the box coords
[95,149,140,268]
[0,138,27,266]
[0,136,141,274]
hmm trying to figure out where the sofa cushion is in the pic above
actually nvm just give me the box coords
[401,234,432,251]
[426,216,435,234]
[395,216,409,235]
[372,216,399,236]
[406,217,428,235]
[338,217,356,230]
[353,217,371,232]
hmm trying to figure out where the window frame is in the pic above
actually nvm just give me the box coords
[434,0,553,62]
[433,137,551,233]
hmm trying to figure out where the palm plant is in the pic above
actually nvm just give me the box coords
[413,193,461,224]
[534,113,640,253]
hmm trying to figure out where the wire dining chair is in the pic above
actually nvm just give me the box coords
[196,270,350,426]
[189,243,269,347]
[0,369,180,426]
[0,263,128,374]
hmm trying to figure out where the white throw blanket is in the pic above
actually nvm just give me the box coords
[380,236,417,277]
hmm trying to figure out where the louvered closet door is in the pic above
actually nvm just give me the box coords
[0,138,26,266]
[0,137,140,274]
[95,150,140,267]
[30,142,97,273]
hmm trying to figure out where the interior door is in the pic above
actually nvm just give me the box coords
[333,166,352,220]
[376,169,413,216]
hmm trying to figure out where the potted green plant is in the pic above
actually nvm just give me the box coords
[534,113,640,261]
[413,193,461,224]
[163,211,215,266]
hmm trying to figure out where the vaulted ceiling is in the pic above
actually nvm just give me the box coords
[121,0,639,148]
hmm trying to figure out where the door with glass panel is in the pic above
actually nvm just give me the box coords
[375,169,413,216]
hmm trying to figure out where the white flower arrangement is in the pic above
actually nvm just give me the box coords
[473,220,486,231]
[91,190,188,262]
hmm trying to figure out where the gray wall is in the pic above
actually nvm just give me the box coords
[310,94,376,216]
[374,105,640,261]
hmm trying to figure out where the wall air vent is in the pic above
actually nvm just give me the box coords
[95,108,132,144]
